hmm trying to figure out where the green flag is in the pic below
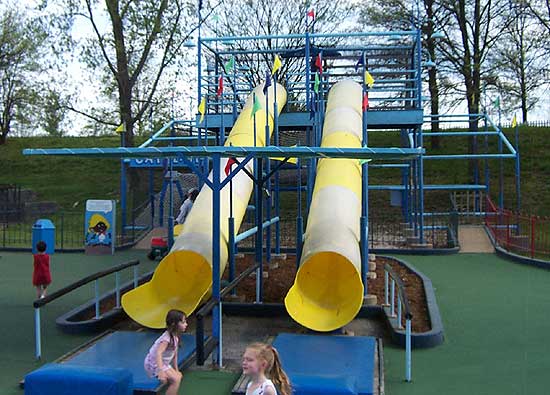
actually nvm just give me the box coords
[224,56,234,74]
[493,96,500,109]
[250,94,262,119]
[359,159,372,165]
[314,72,320,93]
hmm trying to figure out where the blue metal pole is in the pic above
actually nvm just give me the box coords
[515,124,521,213]
[120,159,127,236]
[211,153,222,365]
[265,87,272,263]
[415,27,425,244]
[115,272,121,308]
[498,133,504,209]
[484,113,490,197]
[34,308,41,360]
[255,158,264,302]
[406,318,412,382]
[168,160,174,250]
[296,158,303,266]
[94,279,100,319]
[149,169,155,228]
[361,52,369,296]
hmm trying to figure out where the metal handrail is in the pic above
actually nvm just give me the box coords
[33,260,140,359]
[383,263,413,382]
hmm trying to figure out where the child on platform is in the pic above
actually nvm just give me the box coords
[32,240,51,299]
[144,309,188,395]
[242,342,291,395]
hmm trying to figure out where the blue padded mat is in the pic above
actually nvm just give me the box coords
[272,333,375,395]
[65,331,197,392]
[25,363,133,395]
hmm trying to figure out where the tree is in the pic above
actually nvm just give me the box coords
[205,0,357,103]
[436,0,511,180]
[49,0,198,146]
[489,5,547,123]
[360,0,446,149]
[0,7,47,144]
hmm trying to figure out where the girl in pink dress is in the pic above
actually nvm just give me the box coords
[32,241,51,299]
[242,342,292,395]
[144,310,187,395]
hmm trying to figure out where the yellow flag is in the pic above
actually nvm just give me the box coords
[115,123,125,133]
[272,55,282,75]
[511,114,517,128]
[198,97,206,124]
[364,71,375,88]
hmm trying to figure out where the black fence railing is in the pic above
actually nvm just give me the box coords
[0,201,151,251]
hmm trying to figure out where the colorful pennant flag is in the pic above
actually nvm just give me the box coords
[115,123,125,133]
[307,9,315,21]
[251,94,262,119]
[364,70,375,88]
[355,56,364,72]
[217,75,223,97]
[359,159,372,165]
[198,97,206,124]
[511,114,517,128]
[263,71,272,94]
[313,72,320,94]
[272,55,282,75]
[315,53,323,74]
[362,92,369,111]
[224,56,235,74]
[493,96,500,109]
[224,157,237,176]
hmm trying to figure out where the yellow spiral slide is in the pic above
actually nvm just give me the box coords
[284,80,365,332]
[122,83,287,328]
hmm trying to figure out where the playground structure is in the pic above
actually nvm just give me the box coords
[22,15,522,395]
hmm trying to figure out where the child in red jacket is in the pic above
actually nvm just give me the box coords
[33,240,51,299]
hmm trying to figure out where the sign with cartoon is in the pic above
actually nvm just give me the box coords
[84,199,116,255]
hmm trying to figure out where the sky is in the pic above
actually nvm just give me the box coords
[10,0,550,136]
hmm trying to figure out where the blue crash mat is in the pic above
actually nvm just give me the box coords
[65,331,197,392]
[272,333,376,395]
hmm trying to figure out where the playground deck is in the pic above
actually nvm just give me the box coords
[2,249,550,395]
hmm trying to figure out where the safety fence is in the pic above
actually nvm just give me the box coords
[485,197,550,260]
[0,202,150,250]
[32,260,141,359]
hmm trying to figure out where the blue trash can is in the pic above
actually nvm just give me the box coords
[32,219,55,255]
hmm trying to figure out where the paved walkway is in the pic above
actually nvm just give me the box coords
[458,225,494,253]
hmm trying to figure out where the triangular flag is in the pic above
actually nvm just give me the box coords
[355,56,364,72]
[251,94,262,119]
[313,72,320,94]
[224,157,237,176]
[212,14,220,22]
[306,9,315,20]
[217,75,223,97]
[511,114,517,128]
[115,123,125,133]
[198,97,206,124]
[493,97,500,109]
[362,92,369,111]
[359,159,372,165]
[272,55,282,75]
[262,71,272,94]
[364,70,375,88]
[315,53,323,74]
[224,56,235,74]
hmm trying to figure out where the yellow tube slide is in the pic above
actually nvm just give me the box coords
[122,83,287,328]
[285,80,364,332]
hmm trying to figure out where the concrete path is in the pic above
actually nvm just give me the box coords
[458,225,494,253]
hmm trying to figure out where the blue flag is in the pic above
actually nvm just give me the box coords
[263,71,272,94]
[355,55,364,72]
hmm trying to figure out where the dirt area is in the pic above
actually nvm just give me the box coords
[223,254,431,333]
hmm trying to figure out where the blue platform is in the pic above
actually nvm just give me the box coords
[58,331,196,394]
[272,333,376,395]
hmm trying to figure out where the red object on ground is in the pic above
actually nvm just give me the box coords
[151,237,168,248]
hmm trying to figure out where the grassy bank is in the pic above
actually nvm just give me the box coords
[1,125,549,216]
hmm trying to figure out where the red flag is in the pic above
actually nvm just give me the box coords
[217,75,224,97]
[307,9,315,20]
[224,157,237,176]
[362,92,369,111]
[315,53,323,75]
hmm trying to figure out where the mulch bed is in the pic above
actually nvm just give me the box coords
[223,254,431,333]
